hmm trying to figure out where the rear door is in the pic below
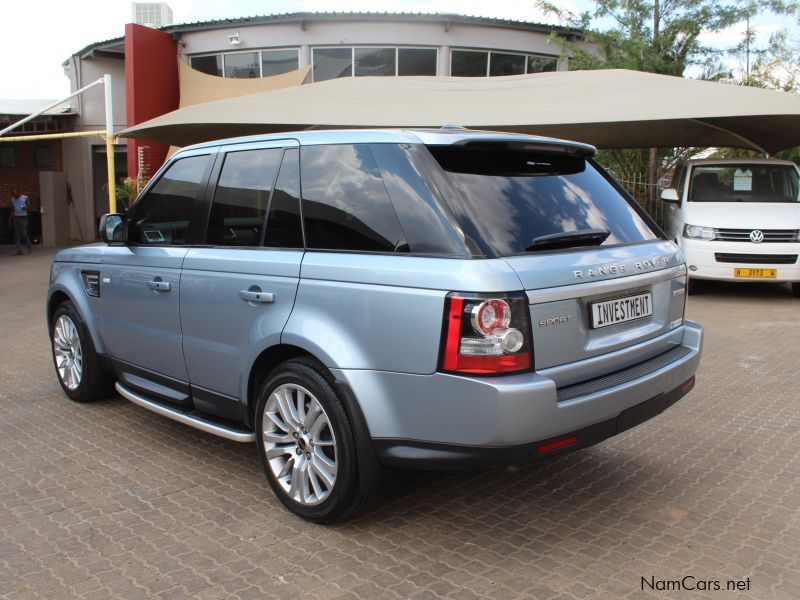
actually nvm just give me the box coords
[180,140,303,420]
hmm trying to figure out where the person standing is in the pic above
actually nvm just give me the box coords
[9,188,32,255]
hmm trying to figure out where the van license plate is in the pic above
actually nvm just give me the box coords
[734,268,777,278]
[590,293,652,329]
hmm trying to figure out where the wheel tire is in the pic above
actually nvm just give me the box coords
[792,282,800,298]
[51,301,115,402]
[687,278,702,295]
[255,358,374,523]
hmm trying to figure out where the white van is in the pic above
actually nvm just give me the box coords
[661,158,800,297]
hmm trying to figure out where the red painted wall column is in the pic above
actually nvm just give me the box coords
[124,23,179,180]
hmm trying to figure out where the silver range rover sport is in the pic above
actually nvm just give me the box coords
[47,128,703,523]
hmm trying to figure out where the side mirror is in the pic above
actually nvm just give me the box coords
[99,213,126,244]
[660,188,680,203]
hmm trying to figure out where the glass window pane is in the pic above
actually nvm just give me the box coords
[206,148,283,246]
[265,148,303,248]
[130,155,210,245]
[398,48,437,76]
[527,55,558,73]
[490,53,526,76]
[224,52,260,78]
[191,55,223,77]
[451,50,488,77]
[261,49,299,77]
[354,48,396,76]
[301,144,407,252]
[34,145,54,168]
[428,147,658,256]
[0,146,17,168]
[689,164,800,203]
[313,48,352,82]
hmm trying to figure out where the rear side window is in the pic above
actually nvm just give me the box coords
[301,144,408,252]
[129,155,210,245]
[205,148,282,246]
[428,147,659,256]
[264,148,304,248]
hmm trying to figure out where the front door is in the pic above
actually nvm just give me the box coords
[99,150,215,400]
[180,142,303,420]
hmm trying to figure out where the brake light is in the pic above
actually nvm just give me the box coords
[440,293,532,375]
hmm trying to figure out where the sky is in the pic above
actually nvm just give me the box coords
[1,0,796,99]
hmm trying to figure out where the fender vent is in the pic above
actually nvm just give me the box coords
[80,270,100,297]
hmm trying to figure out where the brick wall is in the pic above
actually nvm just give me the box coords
[0,139,63,209]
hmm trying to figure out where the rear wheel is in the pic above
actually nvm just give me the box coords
[255,358,374,523]
[51,301,115,402]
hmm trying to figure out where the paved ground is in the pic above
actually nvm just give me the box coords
[1,245,798,600]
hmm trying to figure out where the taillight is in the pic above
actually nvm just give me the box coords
[440,292,532,375]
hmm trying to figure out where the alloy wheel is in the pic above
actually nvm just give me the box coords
[53,315,83,391]
[262,383,338,506]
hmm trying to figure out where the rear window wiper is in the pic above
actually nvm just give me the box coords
[525,228,611,252]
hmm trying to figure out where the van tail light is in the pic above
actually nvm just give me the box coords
[440,292,532,375]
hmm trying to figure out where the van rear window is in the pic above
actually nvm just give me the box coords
[427,147,659,256]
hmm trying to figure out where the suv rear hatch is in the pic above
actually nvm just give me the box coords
[425,141,687,382]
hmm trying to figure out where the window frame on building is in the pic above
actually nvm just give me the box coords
[0,145,16,169]
[189,47,301,79]
[311,46,439,82]
[450,48,559,77]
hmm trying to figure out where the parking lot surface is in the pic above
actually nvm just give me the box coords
[1,246,798,599]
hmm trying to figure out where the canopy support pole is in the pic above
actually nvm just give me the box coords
[689,119,770,156]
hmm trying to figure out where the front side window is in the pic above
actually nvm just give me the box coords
[688,164,800,203]
[129,155,210,245]
[301,144,407,252]
[428,147,659,256]
[205,148,283,246]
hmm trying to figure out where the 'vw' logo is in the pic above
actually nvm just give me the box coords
[749,230,764,243]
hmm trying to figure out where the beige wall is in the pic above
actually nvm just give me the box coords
[63,56,127,241]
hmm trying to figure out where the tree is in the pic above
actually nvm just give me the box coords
[535,0,798,219]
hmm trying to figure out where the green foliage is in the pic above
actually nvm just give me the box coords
[537,0,797,76]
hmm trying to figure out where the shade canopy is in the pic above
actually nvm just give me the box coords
[120,69,800,154]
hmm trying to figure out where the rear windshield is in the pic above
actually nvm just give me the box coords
[689,163,800,203]
[428,147,659,256]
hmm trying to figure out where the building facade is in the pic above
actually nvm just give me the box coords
[51,12,584,243]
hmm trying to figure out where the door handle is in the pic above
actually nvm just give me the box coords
[239,290,275,304]
[148,279,171,292]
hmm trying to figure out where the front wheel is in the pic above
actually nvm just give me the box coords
[792,282,800,298]
[255,358,374,523]
[51,301,115,402]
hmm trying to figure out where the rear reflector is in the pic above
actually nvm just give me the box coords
[681,376,696,394]
[538,436,577,454]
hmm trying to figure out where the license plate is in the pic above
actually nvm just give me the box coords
[591,292,653,329]
[734,268,777,278]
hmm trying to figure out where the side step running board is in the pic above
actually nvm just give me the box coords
[116,382,256,443]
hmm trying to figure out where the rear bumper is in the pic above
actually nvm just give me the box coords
[374,376,695,469]
[332,321,703,468]
[681,238,800,282]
